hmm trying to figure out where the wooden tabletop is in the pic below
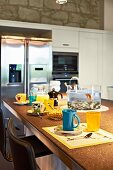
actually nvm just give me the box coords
[2,98,113,170]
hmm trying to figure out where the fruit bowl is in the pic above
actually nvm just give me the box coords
[47,107,62,120]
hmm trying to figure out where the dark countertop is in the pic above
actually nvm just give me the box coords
[3,98,113,170]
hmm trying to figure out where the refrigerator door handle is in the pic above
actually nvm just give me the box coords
[35,68,43,71]
[24,40,29,97]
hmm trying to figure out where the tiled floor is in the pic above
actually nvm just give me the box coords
[0,152,13,170]
[0,135,14,170]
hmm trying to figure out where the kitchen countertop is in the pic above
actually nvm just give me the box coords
[2,98,113,170]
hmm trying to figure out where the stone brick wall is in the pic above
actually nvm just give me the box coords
[0,0,104,29]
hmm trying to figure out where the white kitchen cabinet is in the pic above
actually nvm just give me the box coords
[79,31,103,89]
[107,86,113,100]
[102,33,113,99]
[52,28,79,52]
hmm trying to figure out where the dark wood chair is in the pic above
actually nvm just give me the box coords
[0,108,52,162]
[0,108,12,161]
[7,118,40,170]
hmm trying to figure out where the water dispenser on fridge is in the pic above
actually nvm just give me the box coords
[9,64,22,83]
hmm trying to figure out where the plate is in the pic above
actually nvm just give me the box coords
[13,101,29,105]
[61,105,109,112]
[27,109,48,116]
[27,109,33,114]
[54,125,82,135]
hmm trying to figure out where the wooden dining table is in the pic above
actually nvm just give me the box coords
[2,98,113,170]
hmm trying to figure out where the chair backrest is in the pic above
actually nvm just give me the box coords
[7,118,38,170]
[0,108,6,158]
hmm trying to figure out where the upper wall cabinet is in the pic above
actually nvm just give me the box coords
[79,31,103,87]
[102,33,113,99]
[52,28,79,52]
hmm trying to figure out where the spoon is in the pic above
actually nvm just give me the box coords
[67,133,92,141]
[48,103,54,110]
[84,133,92,138]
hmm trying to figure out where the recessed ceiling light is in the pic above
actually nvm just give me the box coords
[56,0,67,5]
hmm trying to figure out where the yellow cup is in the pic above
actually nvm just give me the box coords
[86,111,101,132]
[15,93,26,103]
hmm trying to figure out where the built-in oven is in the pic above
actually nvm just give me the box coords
[52,52,79,92]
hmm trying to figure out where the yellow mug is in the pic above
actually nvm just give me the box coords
[15,93,26,103]
[86,111,101,132]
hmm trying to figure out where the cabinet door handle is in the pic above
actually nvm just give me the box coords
[62,43,69,46]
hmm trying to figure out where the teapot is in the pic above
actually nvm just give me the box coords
[48,88,63,106]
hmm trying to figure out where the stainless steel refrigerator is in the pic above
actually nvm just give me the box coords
[1,36,52,98]
[1,36,52,135]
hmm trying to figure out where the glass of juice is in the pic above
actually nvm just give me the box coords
[86,111,101,132]
[36,95,49,103]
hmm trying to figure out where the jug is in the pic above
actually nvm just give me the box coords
[48,88,63,106]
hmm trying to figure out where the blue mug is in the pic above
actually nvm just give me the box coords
[62,109,80,131]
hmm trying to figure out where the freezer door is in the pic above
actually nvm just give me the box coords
[1,38,25,98]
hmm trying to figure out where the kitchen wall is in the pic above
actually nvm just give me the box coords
[104,0,113,31]
[0,0,104,29]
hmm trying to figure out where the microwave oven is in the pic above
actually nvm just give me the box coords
[52,52,79,72]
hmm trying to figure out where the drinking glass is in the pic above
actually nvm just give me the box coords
[86,111,101,132]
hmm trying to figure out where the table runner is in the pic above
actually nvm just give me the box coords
[43,123,113,149]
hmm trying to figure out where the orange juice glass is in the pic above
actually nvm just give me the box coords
[86,111,101,132]
[36,95,49,103]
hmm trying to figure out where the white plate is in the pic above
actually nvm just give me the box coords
[13,101,29,105]
[54,125,82,136]
[27,109,48,116]
[27,110,40,116]
[27,109,33,113]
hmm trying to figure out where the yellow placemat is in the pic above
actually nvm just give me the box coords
[43,123,113,149]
